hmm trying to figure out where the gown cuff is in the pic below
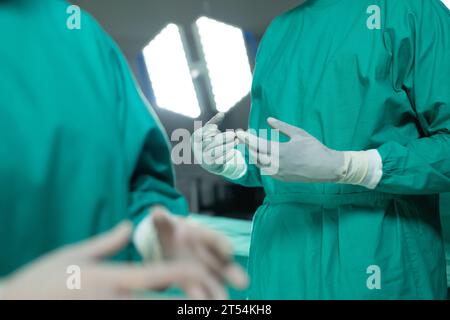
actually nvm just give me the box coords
[132,211,163,262]
[219,149,248,180]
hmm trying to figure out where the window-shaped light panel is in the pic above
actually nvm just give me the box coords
[143,24,201,118]
[196,17,253,112]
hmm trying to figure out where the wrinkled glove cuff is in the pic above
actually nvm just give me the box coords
[339,150,383,190]
[218,150,248,180]
[133,213,163,262]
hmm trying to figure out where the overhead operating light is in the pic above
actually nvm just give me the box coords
[143,24,201,118]
[196,16,253,113]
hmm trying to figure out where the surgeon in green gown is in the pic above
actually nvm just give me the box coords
[0,0,249,299]
[0,0,184,276]
[194,0,450,299]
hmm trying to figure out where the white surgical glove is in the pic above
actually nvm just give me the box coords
[1,222,235,300]
[237,117,382,189]
[133,206,249,299]
[192,113,247,180]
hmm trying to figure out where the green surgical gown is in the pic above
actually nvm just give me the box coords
[0,0,187,277]
[233,0,450,299]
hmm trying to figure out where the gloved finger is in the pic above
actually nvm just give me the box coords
[193,125,219,143]
[72,221,133,259]
[204,141,238,161]
[236,131,271,154]
[181,264,227,300]
[173,265,224,300]
[202,143,234,167]
[212,148,238,165]
[223,264,249,290]
[201,132,222,151]
[193,244,225,278]
[105,264,174,292]
[199,270,229,300]
[202,125,220,138]
[204,143,237,166]
[248,147,272,168]
[267,117,312,139]
[206,112,225,126]
[203,132,236,152]
[194,240,248,291]
[151,207,176,254]
[107,262,204,293]
[203,132,236,153]
[183,284,209,300]
[176,258,228,300]
[192,225,233,263]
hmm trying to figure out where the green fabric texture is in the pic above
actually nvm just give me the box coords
[232,0,450,299]
[0,0,187,277]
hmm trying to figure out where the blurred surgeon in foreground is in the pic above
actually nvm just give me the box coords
[0,0,247,299]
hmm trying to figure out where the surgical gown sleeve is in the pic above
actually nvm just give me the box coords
[226,146,263,187]
[107,37,188,223]
[376,1,450,195]
[227,18,285,189]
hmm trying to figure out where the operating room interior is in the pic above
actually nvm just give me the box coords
[69,0,450,299]
[1,0,450,301]
[70,0,296,298]
[70,0,282,215]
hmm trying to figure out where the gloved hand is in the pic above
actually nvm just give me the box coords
[237,117,382,188]
[133,206,248,299]
[1,222,239,300]
[192,113,247,180]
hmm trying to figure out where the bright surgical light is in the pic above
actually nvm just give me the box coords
[442,0,450,9]
[143,24,201,118]
[196,17,253,112]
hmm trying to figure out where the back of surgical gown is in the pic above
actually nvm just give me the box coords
[0,0,187,276]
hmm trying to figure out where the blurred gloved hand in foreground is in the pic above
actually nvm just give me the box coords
[1,221,246,300]
[133,207,249,300]
[237,117,381,189]
[192,113,247,180]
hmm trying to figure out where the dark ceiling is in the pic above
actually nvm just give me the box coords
[73,0,303,60]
